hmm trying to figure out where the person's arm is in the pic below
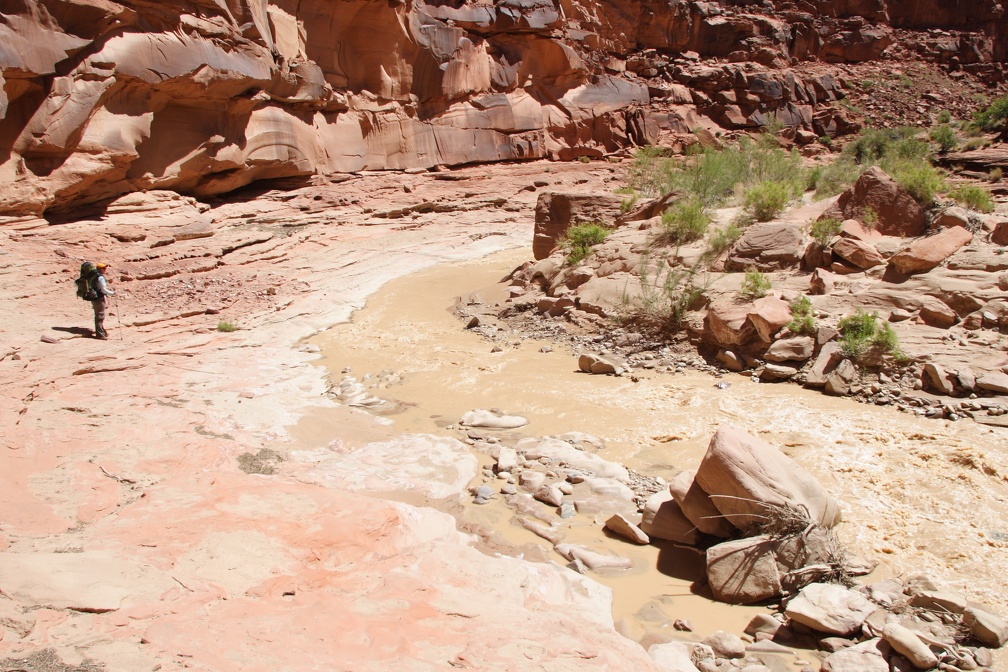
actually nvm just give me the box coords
[97,275,115,296]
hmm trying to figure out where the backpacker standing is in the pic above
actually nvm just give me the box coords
[90,262,115,339]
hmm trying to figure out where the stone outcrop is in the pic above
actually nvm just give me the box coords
[3,0,1007,215]
[819,167,928,237]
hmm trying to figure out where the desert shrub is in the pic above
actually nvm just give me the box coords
[743,180,791,221]
[787,296,816,335]
[578,156,592,163]
[930,124,957,153]
[626,146,677,197]
[950,184,995,213]
[562,222,610,265]
[884,158,945,206]
[819,135,833,148]
[217,320,238,332]
[963,137,986,151]
[810,217,842,246]
[937,110,952,124]
[973,94,1008,132]
[659,199,710,244]
[740,269,772,299]
[838,309,904,362]
[991,167,1004,182]
[617,188,640,213]
[622,251,706,331]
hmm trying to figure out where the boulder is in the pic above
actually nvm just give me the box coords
[963,606,1008,647]
[604,514,649,545]
[881,623,938,669]
[889,226,974,276]
[748,296,792,343]
[809,268,836,295]
[825,359,858,396]
[647,642,701,672]
[694,426,842,531]
[533,192,623,260]
[760,363,799,381]
[831,237,885,269]
[821,638,890,672]
[932,206,971,229]
[578,353,619,375]
[640,489,700,545]
[820,167,927,237]
[726,223,808,271]
[704,300,757,348]
[924,363,956,395]
[716,349,744,372]
[705,535,782,604]
[668,471,735,538]
[764,337,814,363]
[784,582,876,636]
[976,372,1008,394]
[460,408,528,429]
[917,296,958,329]
[806,341,842,388]
[992,220,1008,245]
[554,544,632,571]
[701,631,746,659]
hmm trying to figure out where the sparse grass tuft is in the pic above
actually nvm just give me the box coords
[237,448,285,475]
[561,222,611,265]
[950,184,995,213]
[217,320,238,332]
[707,222,743,257]
[937,110,952,124]
[787,296,816,335]
[991,167,1003,182]
[740,269,772,300]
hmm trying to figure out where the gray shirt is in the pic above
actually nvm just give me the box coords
[96,274,115,297]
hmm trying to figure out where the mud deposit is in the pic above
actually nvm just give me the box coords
[312,248,1008,661]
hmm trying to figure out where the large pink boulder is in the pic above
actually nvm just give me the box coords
[889,226,974,275]
[748,296,792,343]
[704,300,757,348]
[819,166,927,237]
[694,426,842,531]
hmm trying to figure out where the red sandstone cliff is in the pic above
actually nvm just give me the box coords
[1,0,1006,216]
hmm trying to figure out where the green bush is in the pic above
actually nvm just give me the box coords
[810,217,842,246]
[787,296,816,335]
[217,320,238,332]
[744,180,791,221]
[660,199,710,244]
[623,251,705,331]
[885,158,945,206]
[991,167,1003,182]
[740,269,772,299]
[937,110,952,124]
[930,124,957,153]
[974,95,1008,132]
[838,309,903,362]
[950,184,995,213]
[562,222,611,265]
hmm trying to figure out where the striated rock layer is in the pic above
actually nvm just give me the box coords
[2,0,1008,216]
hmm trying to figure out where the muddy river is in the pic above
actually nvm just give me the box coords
[311,247,1008,663]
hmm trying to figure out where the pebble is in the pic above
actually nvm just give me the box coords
[500,483,517,495]
[559,502,576,518]
[558,482,573,495]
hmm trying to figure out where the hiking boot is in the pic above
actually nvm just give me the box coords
[95,334,107,340]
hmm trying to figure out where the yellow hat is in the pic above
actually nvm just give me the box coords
[96,262,108,269]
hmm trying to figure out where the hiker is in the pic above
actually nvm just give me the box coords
[90,262,115,339]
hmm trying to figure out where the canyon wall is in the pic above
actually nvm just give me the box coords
[1,0,1006,216]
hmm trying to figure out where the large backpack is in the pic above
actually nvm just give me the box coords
[75,261,99,301]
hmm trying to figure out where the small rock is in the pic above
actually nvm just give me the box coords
[882,623,938,669]
[534,484,564,507]
[604,513,649,545]
[702,630,746,659]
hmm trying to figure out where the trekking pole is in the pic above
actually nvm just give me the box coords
[114,294,123,341]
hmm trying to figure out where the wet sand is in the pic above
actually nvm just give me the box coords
[311,247,1008,662]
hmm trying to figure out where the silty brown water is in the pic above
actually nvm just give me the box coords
[311,247,1008,661]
